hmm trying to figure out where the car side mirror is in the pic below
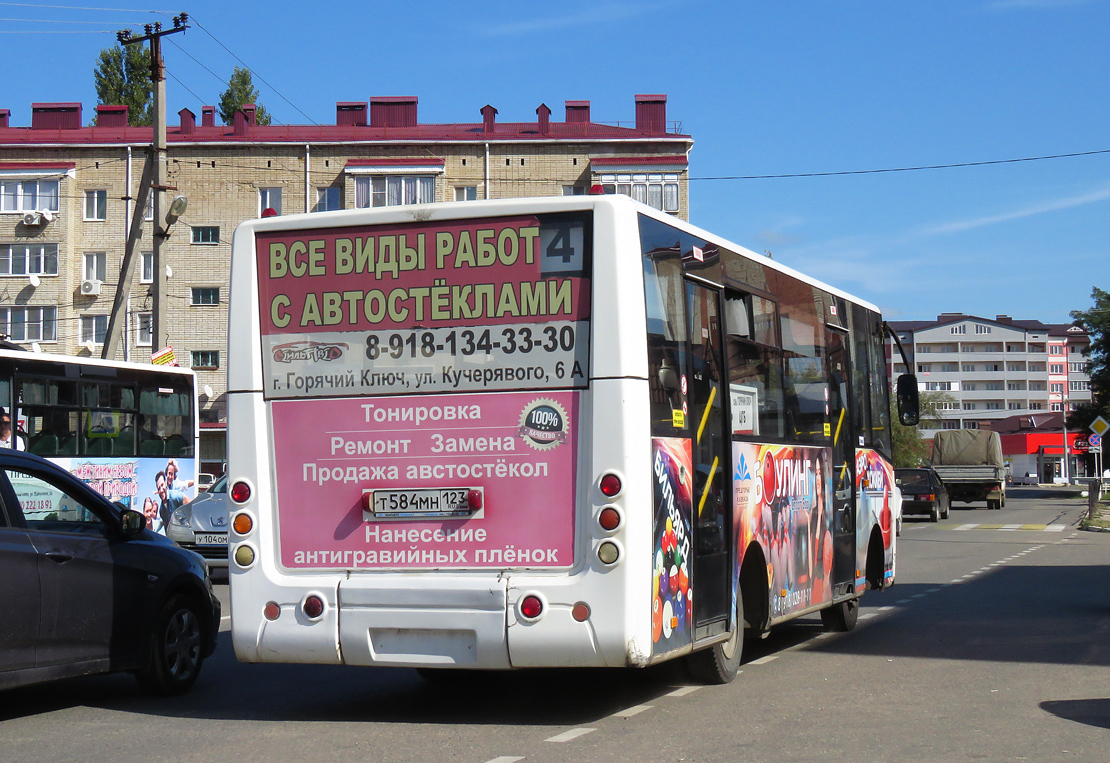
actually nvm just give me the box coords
[120,508,146,537]
[896,374,920,426]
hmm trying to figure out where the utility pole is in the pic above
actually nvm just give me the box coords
[105,14,188,361]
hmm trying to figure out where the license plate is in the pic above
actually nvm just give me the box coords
[194,532,228,546]
[369,488,477,518]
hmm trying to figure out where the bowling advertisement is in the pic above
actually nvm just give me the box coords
[650,437,693,655]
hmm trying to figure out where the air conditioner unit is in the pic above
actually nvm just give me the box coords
[80,279,102,296]
[22,212,42,226]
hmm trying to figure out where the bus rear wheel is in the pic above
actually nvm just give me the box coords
[685,591,743,684]
[820,596,859,632]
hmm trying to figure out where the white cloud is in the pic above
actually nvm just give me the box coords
[920,184,1110,235]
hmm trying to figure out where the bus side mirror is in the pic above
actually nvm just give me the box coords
[896,374,920,427]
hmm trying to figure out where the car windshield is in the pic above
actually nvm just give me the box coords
[209,474,228,493]
[896,470,932,489]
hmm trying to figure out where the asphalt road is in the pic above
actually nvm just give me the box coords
[2,487,1107,762]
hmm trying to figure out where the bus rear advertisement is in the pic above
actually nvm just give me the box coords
[227,196,917,683]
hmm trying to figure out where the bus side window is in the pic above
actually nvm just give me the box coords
[725,292,784,439]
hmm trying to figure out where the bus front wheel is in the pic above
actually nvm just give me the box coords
[685,591,743,684]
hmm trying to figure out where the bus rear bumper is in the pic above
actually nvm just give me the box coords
[337,578,511,669]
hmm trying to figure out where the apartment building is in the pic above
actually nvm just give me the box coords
[887,313,1093,479]
[887,313,1092,431]
[0,95,693,473]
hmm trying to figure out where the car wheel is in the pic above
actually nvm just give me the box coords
[686,590,743,684]
[896,515,902,536]
[820,596,859,632]
[930,503,939,522]
[136,594,205,695]
[942,498,950,520]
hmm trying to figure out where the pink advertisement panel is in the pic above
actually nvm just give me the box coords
[271,390,578,570]
[732,443,833,619]
[254,214,591,398]
[855,448,896,585]
[650,437,693,655]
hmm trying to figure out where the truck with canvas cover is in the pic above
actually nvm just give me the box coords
[930,429,1006,509]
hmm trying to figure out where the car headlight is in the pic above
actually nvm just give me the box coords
[171,508,189,526]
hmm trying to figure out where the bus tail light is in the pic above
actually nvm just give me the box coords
[233,512,253,535]
[303,595,325,619]
[598,541,620,565]
[598,506,621,531]
[264,602,280,621]
[572,602,591,622]
[599,473,622,498]
[234,544,255,567]
[230,481,252,503]
[520,595,543,620]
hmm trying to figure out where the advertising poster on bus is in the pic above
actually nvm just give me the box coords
[855,448,896,583]
[270,390,579,570]
[651,437,693,655]
[254,214,591,399]
[732,443,833,618]
[16,456,197,536]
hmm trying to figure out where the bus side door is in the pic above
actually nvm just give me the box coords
[826,326,856,594]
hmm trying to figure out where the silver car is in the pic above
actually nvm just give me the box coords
[167,474,229,568]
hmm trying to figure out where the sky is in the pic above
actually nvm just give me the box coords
[2,0,1107,325]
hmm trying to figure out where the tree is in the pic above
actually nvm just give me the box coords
[93,43,154,126]
[891,390,956,468]
[218,67,272,125]
[1068,286,1110,431]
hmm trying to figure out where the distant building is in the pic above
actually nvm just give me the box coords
[887,313,1094,480]
[0,95,693,473]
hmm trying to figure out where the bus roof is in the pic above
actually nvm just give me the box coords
[0,348,196,380]
[232,195,882,315]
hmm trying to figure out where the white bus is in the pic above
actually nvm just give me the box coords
[0,349,199,537]
[226,195,917,682]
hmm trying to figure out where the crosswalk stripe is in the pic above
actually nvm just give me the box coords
[943,523,1067,532]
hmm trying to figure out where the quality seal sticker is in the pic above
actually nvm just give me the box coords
[518,398,569,451]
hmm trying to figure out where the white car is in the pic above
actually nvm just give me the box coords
[166,474,229,568]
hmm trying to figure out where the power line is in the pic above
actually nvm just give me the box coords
[0,2,172,11]
[691,149,1110,181]
[187,15,319,126]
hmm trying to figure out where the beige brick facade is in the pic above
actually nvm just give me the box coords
[0,96,693,472]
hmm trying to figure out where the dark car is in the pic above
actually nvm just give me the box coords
[0,451,221,694]
[895,467,950,522]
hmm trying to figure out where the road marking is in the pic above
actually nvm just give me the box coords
[858,612,877,620]
[954,523,978,531]
[484,757,525,763]
[545,728,596,743]
[749,655,778,665]
[667,686,703,697]
[911,593,927,599]
[1000,524,1023,531]
[948,523,1066,532]
[613,704,653,718]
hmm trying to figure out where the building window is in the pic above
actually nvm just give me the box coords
[917,364,931,373]
[562,185,586,196]
[0,244,59,276]
[143,190,154,221]
[1070,380,1090,392]
[191,287,220,306]
[354,176,434,208]
[84,189,107,221]
[965,421,980,430]
[1049,364,1064,374]
[191,226,220,245]
[1007,382,1025,390]
[942,421,962,430]
[950,325,966,335]
[963,402,976,410]
[963,364,976,372]
[0,179,60,212]
[1029,403,1043,410]
[80,315,108,345]
[975,324,991,334]
[314,186,342,212]
[1050,383,1063,393]
[454,186,478,202]
[83,252,106,283]
[964,383,978,391]
[1070,362,1089,373]
[259,187,283,216]
[925,381,952,391]
[1050,403,1063,412]
[599,174,679,213]
[140,251,153,284]
[0,306,56,341]
[135,312,151,346]
[1029,382,1046,391]
[1050,345,1064,355]
[985,402,1003,410]
[191,350,220,369]
[1008,402,1022,410]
